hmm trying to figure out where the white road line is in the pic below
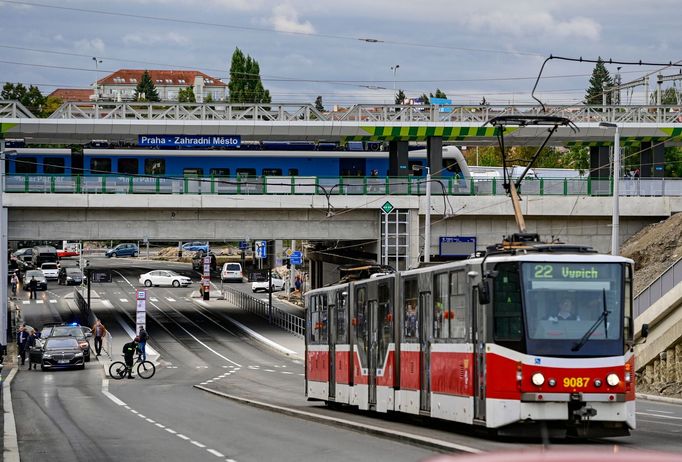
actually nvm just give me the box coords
[130,410,139,414]
[120,298,129,303]
[645,409,674,414]
[36,300,44,304]
[145,418,155,423]
[102,300,113,308]
[101,378,127,406]
[22,301,29,305]
[155,423,166,429]
[138,414,146,418]
[191,441,206,448]
[264,369,275,372]
[177,434,190,440]
[150,297,159,302]
[166,297,176,302]
[49,299,57,303]
[4,368,19,462]
[165,428,177,434]
[281,371,293,375]
[207,449,225,458]
[637,412,682,420]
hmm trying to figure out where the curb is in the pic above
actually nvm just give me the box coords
[637,392,682,405]
[194,385,481,454]
[3,367,20,462]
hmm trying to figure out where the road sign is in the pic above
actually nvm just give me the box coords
[239,241,249,250]
[203,255,211,276]
[285,248,293,257]
[136,289,147,331]
[290,250,303,265]
[255,240,267,259]
[381,201,394,214]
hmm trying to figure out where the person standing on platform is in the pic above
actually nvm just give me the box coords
[137,326,148,361]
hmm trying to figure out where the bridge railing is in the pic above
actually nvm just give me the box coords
[634,255,682,318]
[5,174,681,196]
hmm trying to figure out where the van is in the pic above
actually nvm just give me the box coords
[221,262,243,283]
[31,246,58,268]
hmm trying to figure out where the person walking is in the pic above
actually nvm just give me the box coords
[137,326,148,361]
[28,276,38,300]
[92,319,107,357]
[17,324,29,366]
[27,329,38,370]
[10,272,19,298]
[122,337,140,379]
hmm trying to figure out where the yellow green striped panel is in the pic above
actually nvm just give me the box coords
[344,125,509,141]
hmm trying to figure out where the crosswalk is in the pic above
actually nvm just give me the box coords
[17,296,192,306]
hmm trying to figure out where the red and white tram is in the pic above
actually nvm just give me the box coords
[305,241,636,437]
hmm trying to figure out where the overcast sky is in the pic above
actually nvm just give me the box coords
[1,0,681,106]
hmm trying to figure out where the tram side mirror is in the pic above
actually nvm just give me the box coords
[478,280,491,305]
[641,323,649,339]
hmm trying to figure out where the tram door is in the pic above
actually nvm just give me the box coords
[328,295,337,400]
[419,291,432,412]
[472,287,487,422]
[368,300,379,406]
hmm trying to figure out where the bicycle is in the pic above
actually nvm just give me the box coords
[109,354,156,379]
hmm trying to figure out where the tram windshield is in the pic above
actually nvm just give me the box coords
[517,262,624,357]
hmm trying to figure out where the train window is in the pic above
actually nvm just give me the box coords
[443,159,463,175]
[433,273,449,340]
[408,161,423,176]
[262,168,282,176]
[355,287,368,367]
[209,168,230,177]
[16,157,38,174]
[145,158,165,175]
[118,158,139,175]
[336,291,348,343]
[378,283,393,359]
[90,158,112,174]
[236,168,257,177]
[44,157,65,174]
[403,279,418,342]
[449,271,466,339]
[493,263,523,343]
[183,168,204,177]
[288,168,299,176]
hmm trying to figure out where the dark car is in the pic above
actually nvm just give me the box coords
[12,247,33,262]
[41,323,92,362]
[37,336,85,371]
[192,251,217,272]
[58,267,84,285]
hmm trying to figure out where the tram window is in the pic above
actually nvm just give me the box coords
[378,283,393,357]
[236,168,257,177]
[624,264,633,341]
[493,263,523,342]
[319,301,329,344]
[433,273,449,340]
[449,271,466,339]
[118,158,139,175]
[183,168,204,177]
[403,279,418,342]
[262,168,282,176]
[16,157,38,174]
[336,291,348,343]
[288,168,299,176]
[90,158,112,174]
[308,296,318,344]
[44,157,65,174]
[209,168,230,177]
[355,287,368,366]
[145,158,165,175]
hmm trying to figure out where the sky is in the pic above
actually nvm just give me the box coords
[1,0,682,106]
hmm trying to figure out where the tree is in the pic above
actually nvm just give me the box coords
[395,89,406,105]
[2,82,46,115]
[650,86,679,105]
[418,93,430,105]
[41,95,63,117]
[430,88,447,99]
[585,58,613,105]
[178,86,196,103]
[134,70,160,102]
[228,48,271,104]
[314,95,324,112]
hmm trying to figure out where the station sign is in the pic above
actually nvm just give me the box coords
[290,250,303,265]
[136,289,147,331]
[255,240,267,259]
[439,236,476,257]
[138,135,241,148]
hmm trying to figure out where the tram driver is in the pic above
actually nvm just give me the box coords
[547,298,580,322]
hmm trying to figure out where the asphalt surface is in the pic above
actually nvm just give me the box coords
[8,256,682,460]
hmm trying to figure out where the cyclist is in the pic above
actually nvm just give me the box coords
[122,337,140,379]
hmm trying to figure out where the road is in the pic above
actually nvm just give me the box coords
[9,256,682,460]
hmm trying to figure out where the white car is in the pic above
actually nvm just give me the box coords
[40,262,59,280]
[221,263,243,283]
[139,270,192,288]
[251,273,285,293]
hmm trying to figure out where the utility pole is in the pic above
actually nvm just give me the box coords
[0,139,7,352]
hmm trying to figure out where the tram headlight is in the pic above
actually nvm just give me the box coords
[548,378,557,387]
[531,372,545,386]
[594,379,602,388]
[606,373,620,387]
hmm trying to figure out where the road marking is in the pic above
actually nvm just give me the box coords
[207,449,225,458]
[264,369,275,372]
[102,299,113,308]
[637,412,682,420]
[155,423,165,429]
[191,441,206,448]
[150,297,159,302]
[165,428,177,434]
[281,371,294,375]
[102,378,127,406]
[645,409,674,414]
[166,297,176,302]
[49,299,57,303]
[22,301,29,305]
[4,368,19,462]
[177,434,190,440]
[138,414,146,418]
[120,298,129,303]
[145,418,155,423]
[36,300,44,304]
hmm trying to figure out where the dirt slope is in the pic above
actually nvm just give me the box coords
[620,213,682,294]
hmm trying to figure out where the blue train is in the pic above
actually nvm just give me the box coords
[5,143,467,178]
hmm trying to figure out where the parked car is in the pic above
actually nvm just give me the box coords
[12,248,33,262]
[139,270,192,287]
[251,272,285,293]
[23,270,47,291]
[37,337,85,371]
[41,262,59,280]
[58,267,84,285]
[192,251,217,272]
[221,262,244,283]
[40,323,92,362]
[105,243,139,258]
[182,241,209,253]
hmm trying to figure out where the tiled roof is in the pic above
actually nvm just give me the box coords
[48,88,94,102]
[98,70,227,87]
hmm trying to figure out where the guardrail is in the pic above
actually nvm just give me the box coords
[634,255,682,318]
[5,174,681,197]
[221,286,305,338]
[73,287,96,327]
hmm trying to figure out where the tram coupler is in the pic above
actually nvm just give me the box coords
[568,393,597,421]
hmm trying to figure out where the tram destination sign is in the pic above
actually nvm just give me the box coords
[439,236,476,257]
[138,135,241,148]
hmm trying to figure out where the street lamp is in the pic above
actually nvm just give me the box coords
[92,57,102,100]
[390,64,400,97]
[599,122,621,255]
[412,164,432,263]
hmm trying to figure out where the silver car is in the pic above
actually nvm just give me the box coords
[23,270,47,290]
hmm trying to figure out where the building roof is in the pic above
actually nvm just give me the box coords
[98,70,227,87]
[48,88,94,102]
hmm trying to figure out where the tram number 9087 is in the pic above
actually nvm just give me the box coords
[563,377,590,388]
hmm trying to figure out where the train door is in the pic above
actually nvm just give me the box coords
[340,158,366,177]
[368,299,379,406]
[328,295,337,400]
[472,287,486,422]
[419,291,432,412]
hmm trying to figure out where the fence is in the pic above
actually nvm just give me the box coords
[73,287,96,327]
[634,255,682,318]
[222,286,305,338]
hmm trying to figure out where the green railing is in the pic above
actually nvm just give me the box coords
[3,175,677,196]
